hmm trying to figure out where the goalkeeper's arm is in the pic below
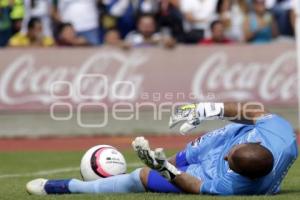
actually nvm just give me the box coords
[170,102,268,134]
[223,102,267,124]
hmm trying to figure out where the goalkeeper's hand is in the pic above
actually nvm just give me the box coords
[132,137,181,181]
[169,103,224,134]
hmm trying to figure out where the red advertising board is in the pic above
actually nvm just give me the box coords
[0,43,297,111]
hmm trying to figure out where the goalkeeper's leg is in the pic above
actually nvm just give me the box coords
[70,167,185,194]
[132,137,202,194]
[26,168,145,195]
[140,167,185,193]
[26,167,184,195]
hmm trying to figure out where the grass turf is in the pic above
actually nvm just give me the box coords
[0,150,299,200]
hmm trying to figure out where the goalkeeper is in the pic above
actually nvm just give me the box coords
[26,102,298,195]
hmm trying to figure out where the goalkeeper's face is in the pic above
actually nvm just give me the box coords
[224,143,274,179]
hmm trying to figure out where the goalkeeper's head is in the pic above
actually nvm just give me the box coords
[224,143,274,179]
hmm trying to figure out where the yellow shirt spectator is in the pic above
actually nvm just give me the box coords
[9,18,54,47]
[9,32,54,47]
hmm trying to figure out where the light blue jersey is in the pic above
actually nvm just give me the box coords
[184,114,298,195]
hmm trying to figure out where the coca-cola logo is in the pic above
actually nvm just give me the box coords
[0,51,146,105]
[0,48,297,110]
[192,51,297,102]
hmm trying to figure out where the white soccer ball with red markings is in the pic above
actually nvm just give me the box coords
[80,145,127,181]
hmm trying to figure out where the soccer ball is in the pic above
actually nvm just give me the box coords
[80,145,127,181]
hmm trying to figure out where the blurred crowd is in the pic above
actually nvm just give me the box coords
[0,0,296,48]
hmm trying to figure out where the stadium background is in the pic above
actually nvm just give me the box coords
[0,0,299,199]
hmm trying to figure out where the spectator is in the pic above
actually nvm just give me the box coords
[265,0,276,9]
[55,23,89,46]
[125,14,175,48]
[132,0,160,15]
[0,0,13,47]
[179,0,218,43]
[104,28,130,48]
[99,0,135,38]
[216,0,232,29]
[290,0,296,32]
[55,0,101,45]
[9,17,54,47]
[243,0,278,43]
[21,0,53,39]
[9,0,25,35]
[228,0,249,41]
[215,0,249,42]
[271,0,294,36]
[158,0,185,42]
[200,20,232,44]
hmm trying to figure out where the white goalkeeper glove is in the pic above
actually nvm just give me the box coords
[132,137,181,181]
[169,102,224,134]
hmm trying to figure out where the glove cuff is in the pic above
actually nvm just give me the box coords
[197,102,224,120]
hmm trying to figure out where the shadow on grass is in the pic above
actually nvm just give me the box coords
[278,190,300,195]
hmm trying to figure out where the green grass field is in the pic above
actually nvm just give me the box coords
[0,150,299,200]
